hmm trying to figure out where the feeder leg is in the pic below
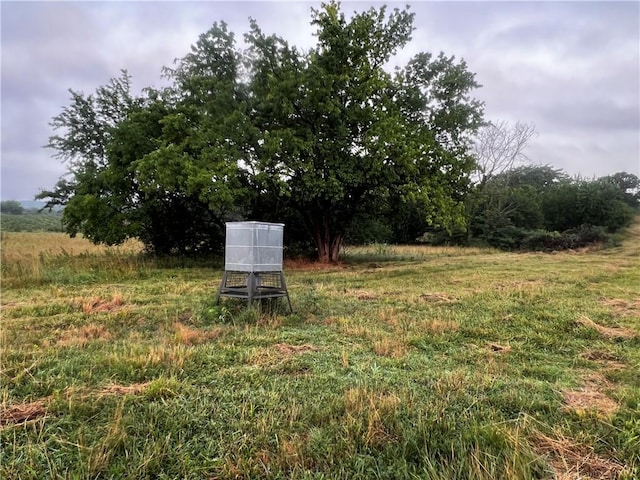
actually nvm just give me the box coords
[280,272,293,313]
[215,271,228,304]
[247,272,255,308]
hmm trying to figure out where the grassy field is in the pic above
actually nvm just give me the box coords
[1,212,64,232]
[1,224,639,479]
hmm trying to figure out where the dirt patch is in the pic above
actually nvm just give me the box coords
[487,342,511,353]
[274,343,319,355]
[533,432,627,480]
[0,400,48,427]
[576,316,636,340]
[581,350,627,370]
[81,294,125,314]
[57,323,112,347]
[562,374,619,417]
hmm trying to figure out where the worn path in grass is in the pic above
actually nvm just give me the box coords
[1,224,639,479]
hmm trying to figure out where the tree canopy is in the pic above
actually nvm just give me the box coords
[42,2,482,259]
[0,200,25,215]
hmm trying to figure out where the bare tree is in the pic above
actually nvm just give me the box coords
[467,121,537,240]
[473,121,536,186]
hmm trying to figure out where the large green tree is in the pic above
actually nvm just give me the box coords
[246,3,483,261]
[41,3,484,260]
[38,27,252,255]
[37,71,142,245]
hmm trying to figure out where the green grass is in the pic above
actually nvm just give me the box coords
[1,212,64,232]
[1,225,639,479]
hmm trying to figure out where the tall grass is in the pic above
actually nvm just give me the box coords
[1,233,146,288]
[1,224,639,479]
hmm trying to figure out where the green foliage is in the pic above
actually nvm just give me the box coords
[38,71,139,243]
[38,70,242,255]
[1,213,63,232]
[245,2,483,261]
[600,172,640,207]
[39,2,633,258]
[345,213,394,245]
[41,3,483,261]
[541,178,637,233]
[0,200,25,215]
[467,165,638,250]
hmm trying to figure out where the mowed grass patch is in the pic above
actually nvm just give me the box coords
[1,227,639,479]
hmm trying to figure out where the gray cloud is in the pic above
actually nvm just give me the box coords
[1,1,639,200]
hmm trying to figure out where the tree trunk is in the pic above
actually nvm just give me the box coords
[313,216,343,263]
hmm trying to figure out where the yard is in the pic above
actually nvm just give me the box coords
[1,225,639,479]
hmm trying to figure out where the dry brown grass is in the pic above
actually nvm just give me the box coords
[576,316,636,340]
[343,387,401,447]
[562,374,619,417]
[80,294,125,314]
[534,431,627,480]
[372,337,408,358]
[356,293,378,301]
[100,382,152,396]
[248,343,320,369]
[0,232,143,262]
[0,383,150,431]
[375,306,408,328]
[600,297,640,316]
[0,399,48,427]
[275,432,310,469]
[57,323,112,347]
[581,350,627,370]
[0,380,155,429]
[339,323,373,339]
[173,322,223,345]
[274,343,319,355]
[487,342,512,353]
[421,318,460,335]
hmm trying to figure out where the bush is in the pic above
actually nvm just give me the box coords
[520,225,609,251]
[0,201,24,215]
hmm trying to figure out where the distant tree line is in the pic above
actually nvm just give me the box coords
[0,201,25,215]
[0,201,64,232]
[38,2,638,258]
[346,165,639,250]
[466,168,638,250]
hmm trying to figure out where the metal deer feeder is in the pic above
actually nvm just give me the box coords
[215,222,292,312]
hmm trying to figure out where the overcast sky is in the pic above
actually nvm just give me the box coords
[1,0,639,201]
